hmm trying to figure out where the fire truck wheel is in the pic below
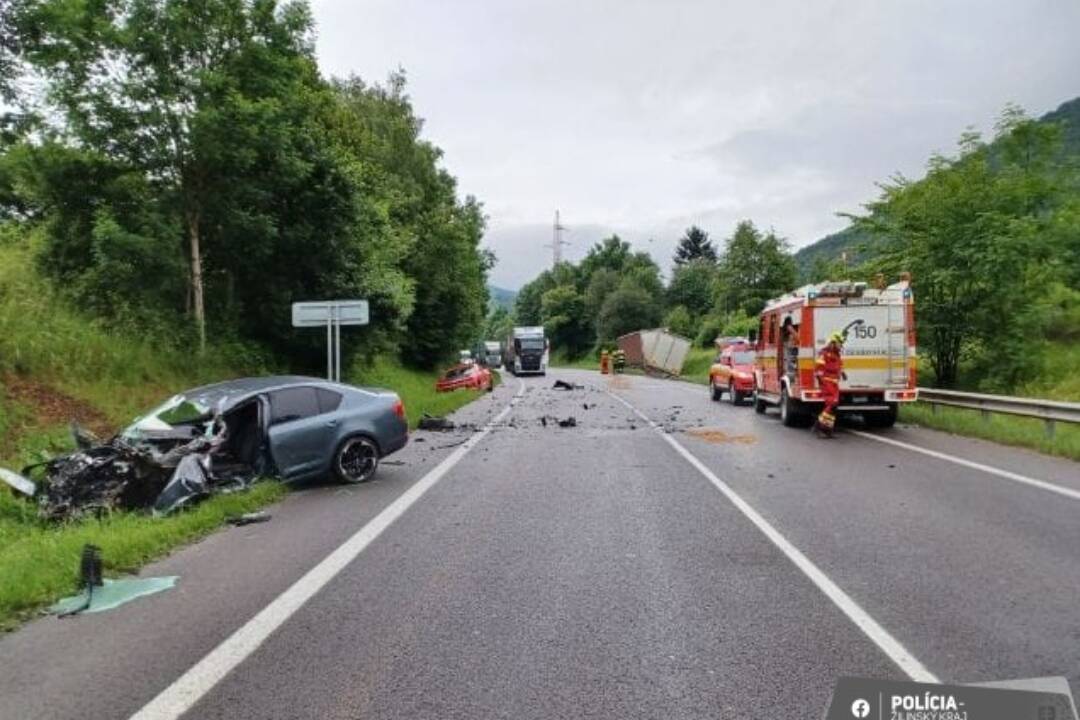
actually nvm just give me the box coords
[753,391,767,414]
[780,388,805,427]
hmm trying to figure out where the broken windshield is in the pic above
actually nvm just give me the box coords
[125,395,212,437]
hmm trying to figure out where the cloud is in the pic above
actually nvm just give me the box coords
[310,0,1080,288]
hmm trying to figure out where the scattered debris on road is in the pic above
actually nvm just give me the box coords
[57,544,103,617]
[552,380,583,390]
[228,511,272,526]
[418,414,456,431]
[557,417,577,428]
[51,575,178,617]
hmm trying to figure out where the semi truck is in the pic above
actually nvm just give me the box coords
[752,278,918,428]
[504,326,548,376]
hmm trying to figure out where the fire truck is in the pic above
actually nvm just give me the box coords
[751,278,918,428]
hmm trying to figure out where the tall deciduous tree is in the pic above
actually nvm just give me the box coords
[667,259,716,317]
[19,0,318,351]
[714,220,797,316]
[855,108,1069,388]
[673,225,717,265]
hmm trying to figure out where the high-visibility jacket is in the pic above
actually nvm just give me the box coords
[815,346,842,382]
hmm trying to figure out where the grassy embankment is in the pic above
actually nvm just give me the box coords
[898,343,1080,461]
[0,243,486,628]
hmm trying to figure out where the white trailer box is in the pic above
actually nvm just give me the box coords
[618,329,692,376]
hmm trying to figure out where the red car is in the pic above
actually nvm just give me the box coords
[709,341,756,405]
[435,362,494,393]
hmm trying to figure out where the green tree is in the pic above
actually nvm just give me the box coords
[597,284,662,342]
[667,259,716,317]
[714,220,797,316]
[578,235,632,279]
[854,108,1069,387]
[19,0,321,351]
[673,225,717,265]
[541,285,591,357]
[663,305,694,338]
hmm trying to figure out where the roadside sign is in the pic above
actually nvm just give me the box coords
[291,300,369,328]
[291,300,370,382]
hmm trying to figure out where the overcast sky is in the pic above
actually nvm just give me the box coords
[311,0,1080,288]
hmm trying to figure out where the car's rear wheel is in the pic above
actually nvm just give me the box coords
[335,436,380,484]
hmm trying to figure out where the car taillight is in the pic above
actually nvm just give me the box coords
[392,398,406,419]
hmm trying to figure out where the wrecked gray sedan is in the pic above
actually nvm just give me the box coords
[14,376,408,520]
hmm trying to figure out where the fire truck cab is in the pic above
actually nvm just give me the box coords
[752,278,918,428]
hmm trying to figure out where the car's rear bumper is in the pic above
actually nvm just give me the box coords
[381,427,408,456]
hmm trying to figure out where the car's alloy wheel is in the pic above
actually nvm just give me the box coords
[336,436,380,484]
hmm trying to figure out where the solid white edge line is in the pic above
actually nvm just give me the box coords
[848,429,1080,502]
[607,389,940,684]
[129,378,526,720]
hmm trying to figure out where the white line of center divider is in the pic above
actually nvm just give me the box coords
[848,429,1080,502]
[606,388,941,684]
[129,378,526,720]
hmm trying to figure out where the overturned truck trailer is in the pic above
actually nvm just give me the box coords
[617,329,692,376]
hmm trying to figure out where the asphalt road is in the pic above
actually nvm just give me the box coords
[0,369,1077,719]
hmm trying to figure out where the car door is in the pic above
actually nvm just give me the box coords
[266,386,338,478]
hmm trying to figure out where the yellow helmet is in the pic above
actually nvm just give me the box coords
[829,332,844,345]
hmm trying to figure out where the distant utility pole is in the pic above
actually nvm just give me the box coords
[545,209,569,267]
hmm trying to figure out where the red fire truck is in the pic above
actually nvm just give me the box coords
[751,278,918,428]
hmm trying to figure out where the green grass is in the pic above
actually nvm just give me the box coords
[899,403,1080,461]
[549,350,600,371]
[0,482,285,629]
[0,243,258,426]
[349,355,492,428]
[678,347,715,385]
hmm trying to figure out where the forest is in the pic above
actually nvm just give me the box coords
[0,0,490,372]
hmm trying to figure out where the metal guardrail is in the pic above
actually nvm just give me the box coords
[916,387,1080,438]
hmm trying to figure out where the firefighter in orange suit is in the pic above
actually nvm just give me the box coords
[814,332,847,437]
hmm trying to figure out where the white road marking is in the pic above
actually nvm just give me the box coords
[607,390,940,684]
[849,429,1080,502]
[129,379,526,720]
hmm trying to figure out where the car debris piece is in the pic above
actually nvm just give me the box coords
[70,420,101,451]
[557,417,577,428]
[58,544,104,618]
[228,511,272,526]
[50,575,178,616]
[418,414,456,431]
[0,467,35,496]
[552,380,582,390]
